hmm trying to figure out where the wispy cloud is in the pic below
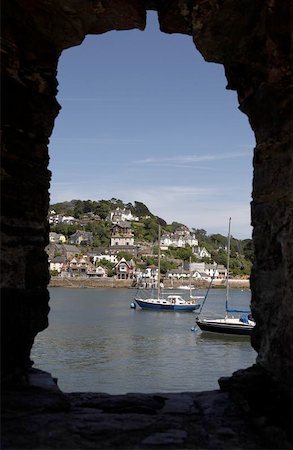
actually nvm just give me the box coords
[133,151,251,167]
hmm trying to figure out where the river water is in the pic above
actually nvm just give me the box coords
[32,287,256,394]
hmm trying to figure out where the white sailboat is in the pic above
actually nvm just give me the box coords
[134,226,201,312]
[195,218,255,335]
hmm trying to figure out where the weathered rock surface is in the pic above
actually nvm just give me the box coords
[2,368,292,449]
[2,369,280,450]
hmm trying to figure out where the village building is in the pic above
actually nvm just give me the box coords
[69,230,93,246]
[114,257,135,280]
[160,230,198,250]
[166,268,190,279]
[107,207,138,223]
[92,254,118,265]
[87,264,108,278]
[205,263,227,279]
[192,245,211,259]
[49,256,67,273]
[110,222,138,256]
[49,232,66,244]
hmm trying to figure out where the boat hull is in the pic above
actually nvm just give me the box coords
[135,298,200,312]
[195,318,254,336]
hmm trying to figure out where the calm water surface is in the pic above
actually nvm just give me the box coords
[32,287,256,394]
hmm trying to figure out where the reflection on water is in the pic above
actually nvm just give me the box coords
[32,288,256,394]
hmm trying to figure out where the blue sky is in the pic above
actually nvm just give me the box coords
[49,11,255,239]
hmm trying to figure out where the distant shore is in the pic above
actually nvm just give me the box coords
[49,277,250,289]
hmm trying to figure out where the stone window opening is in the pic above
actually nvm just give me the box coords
[42,10,255,394]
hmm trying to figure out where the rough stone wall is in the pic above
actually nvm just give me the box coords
[1,0,146,382]
[1,0,292,395]
[1,5,59,381]
[186,0,293,391]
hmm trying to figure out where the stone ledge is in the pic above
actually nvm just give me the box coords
[1,369,272,449]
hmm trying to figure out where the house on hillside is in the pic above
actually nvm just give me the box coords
[49,256,66,273]
[135,266,160,288]
[93,254,118,265]
[87,264,108,278]
[69,230,93,246]
[108,207,138,223]
[95,266,108,278]
[192,271,211,282]
[110,222,138,256]
[160,231,198,249]
[68,256,90,277]
[166,269,190,279]
[61,215,77,225]
[110,222,134,246]
[114,257,135,280]
[193,245,211,259]
[205,263,227,279]
[60,244,81,259]
[45,243,81,260]
[49,232,66,244]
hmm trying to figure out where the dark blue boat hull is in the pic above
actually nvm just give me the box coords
[135,299,200,312]
[195,319,253,336]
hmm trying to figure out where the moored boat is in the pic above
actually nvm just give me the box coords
[133,226,201,312]
[135,294,200,311]
[195,218,255,336]
[195,314,255,336]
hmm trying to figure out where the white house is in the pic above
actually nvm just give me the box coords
[114,257,135,280]
[192,271,211,282]
[93,254,118,264]
[205,264,227,279]
[193,246,211,259]
[140,266,158,279]
[110,222,134,247]
[109,207,139,223]
[49,256,66,273]
[61,215,76,224]
[160,232,198,249]
[166,269,190,279]
[91,265,108,278]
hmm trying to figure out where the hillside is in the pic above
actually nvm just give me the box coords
[49,199,254,276]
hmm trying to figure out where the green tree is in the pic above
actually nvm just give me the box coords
[160,258,179,274]
[242,239,254,263]
[94,200,112,220]
[167,246,193,261]
[192,228,208,241]
[133,201,151,217]
[212,250,227,266]
[86,221,111,247]
[117,251,134,261]
[98,259,115,277]
[143,218,159,242]
[50,223,79,237]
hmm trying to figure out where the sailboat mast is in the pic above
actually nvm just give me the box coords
[189,256,192,297]
[225,217,231,311]
[157,225,161,300]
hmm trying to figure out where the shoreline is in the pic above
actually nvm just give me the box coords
[49,277,250,289]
